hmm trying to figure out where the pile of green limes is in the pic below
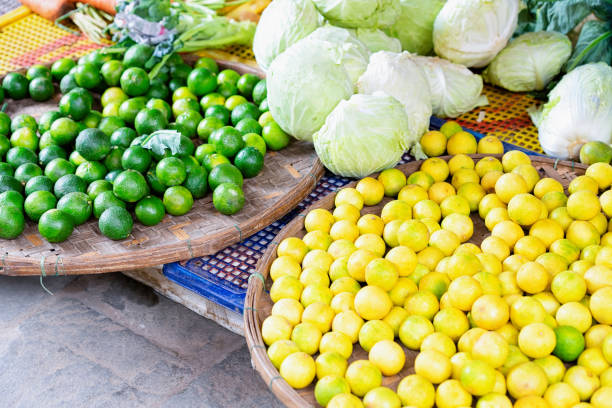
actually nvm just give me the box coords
[0,44,290,243]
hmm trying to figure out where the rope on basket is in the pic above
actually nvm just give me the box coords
[268,375,283,390]
[234,224,243,242]
[39,255,53,296]
[554,159,560,170]
[248,272,265,286]
[0,253,6,274]
[54,256,66,276]
[185,239,194,259]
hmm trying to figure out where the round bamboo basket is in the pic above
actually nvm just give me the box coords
[244,154,587,408]
[0,58,325,275]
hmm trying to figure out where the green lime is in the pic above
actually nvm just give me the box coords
[163,185,193,216]
[170,63,192,81]
[208,162,243,190]
[237,73,260,98]
[553,325,585,362]
[121,145,151,172]
[26,64,51,81]
[118,97,147,124]
[74,63,102,89]
[93,190,126,218]
[38,111,63,134]
[0,190,23,210]
[121,67,150,97]
[60,73,78,94]
[10,127,38,151]
[101,60,125,87]
[57,191,91,225]
[169,78,185,93]
[38,131,54,150]
[194,57,219,74]
[104,146,124,172]
[87,179,113,200]
[167,122,190,138]
[172,98,200,119]
[101,87,128,108]
[262,122,290,151]
[202,153,230,172]
[0,174,23,194]
[39,145,67,167]
[98,116,126,137]
[146,99,172,122]
[0,112,11,136]
[51,58,76,81]
[11,114,37,132]
[110,127,137,148]
[196,117,223,142]
[231,102,260,126]
[103,103,120,117]
[182,164,208,199]
[25,175,54,195]
[135,108,168,135]
[217,69,240,86]
[59,88,92,120]
[146,78,169,100]
[217,82,237,98]
[82,111,102,129]
[258,111,274,127]
[213,182,244,215]
[6,146,37,168]
[252,79,267,105]
[176,110,202,138]
[99,206,133,240]
[2,72,29,99]
[580,141,612,165]
[235,118,262,135]
[76,128,111,161]
[210,126,237,147]
[0,134,9,157]
[172,86,197,103]
[156,157,187,187]
[0,162,13,176]
[50,117,79,145]
[135,195,165,226]
[112,169,148,203]
[25,190,57,221]
[29,77,54,102]
[181,155,200,174]
[205,105,230,125]
[69,150,87,166]
[44,158,75,182]
[224,95,247,111]
[214,127,245,158]
[38,209,73,242]
[242,133,266,156]
[145,170,166,196]
[123,44,154,68]
[200,93,225,111]
[0,205,25,239]
[195,144,216,163]
[187,68,216,97]
[14,162,42,184]
[233,146,264,178]
[54,174,86,199]
[79,50,110,68]
[75,161,107,183]
[105,169,121,183]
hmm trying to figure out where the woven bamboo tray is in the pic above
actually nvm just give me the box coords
[0,59,325,276]
[244,154,587,408]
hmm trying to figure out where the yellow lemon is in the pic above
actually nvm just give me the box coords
[533,354,566,384]
[279,352,316,389]
[476,393,512,408]
[479,192,506,218]
[329,257,350,281]
[474,271,503,296]
[507,193,542,226]
[398,184,429,207]
[267,339,299,369]
[495,172,529,203]
[354,233,386,257]
[335,187,364,210]
[481,170,504,193]
[582,244,602,263]
[567,220,601,250]
[429,181,456,204]
[541,191,568,212]
[420,130,448,157]
[440,120,463,138]
[514,236,546,261]
[475,157,504,178]
[422,219,442,235]
[262,315,293,345]
[272,298,304,326]
[277,237,309,263]
[417,246,446,271]
[590,286,612,325]
[319,331,353,359]
[356,213,384,236]
[564,365,600,401]
[305,208,335,233]
[530,218,565,248]
[556,301,592,333]
[344,360,382,397]
[358,319,393,352]
[327,239,356,260]
[535,251,568,279]
[543,382,580,408]
[302,302,335,333]
[595,246,612,268]
[492,220,524,248]
[460,359,497,396]
[478,136,504,154]
[578,347,609,376]
[472,330,509,368]
[506,361,548,399]
[500,345,530,375]
[502,150,531,172]
[413,199,442,221]
[382,219,403,247]
[415,349,452,384]
[512,164,540,191]
[300,284,333,307]
[569,175,600,194]
[435,379,473,408]
[456,242,481,255]
[551,270,587,304]
[586,162,612,189]
[570,259,593,275]
[331,310,363,342]
[447,131,477,155]
[378,168,407,197]
[347,249,378,282]
[601,190,612,217]
[429,229,461,256]
[448,275,483,311]
[300,267,330,287]
[365,258,398,291]
[381,199,412,224]
[385,245,418,276]
[407,170,435,191]
[355,177,385,206]
[485,206,509,231]
[450,351,472,380]
[397,374,436,408]
[458,327,486,353]
[270,275,303,302]
[329,220,359,242]
[330,292,354,313]
[457,182,486,212]
[421,157,450,182]
[551,238,581,263]
[534,177,564,198]
[477,252,503,275]
[518,322,556,358]
[397,219,430,252]
[369,339,405,376]
[270,255,302,280]
[383,306,410,335]
[433,307,470,341]
[568,190,601,220]
[421,331,456,358]
[354,285,392,321]
[586,324,612,349]
[481,235,511,262]
[303,249,334,272]
[591,386,612,408]
[516,261,549,294]
[496,322,519,345]
[315,351,347,379]
[451,168,480,189]
[440,194,471,217]
[327,393,364,408]
[405,291,440,321]
[362,387,401,408]
[389,277,418,307]
[441,213,473,242]
[510,296,546,328]
[449,153,475,174]
[419,271,451,300]
[332,203,360,224]
[303,230,333,251]
[314,375,351,407]
[550,206,574,231]
[399,314,435,349]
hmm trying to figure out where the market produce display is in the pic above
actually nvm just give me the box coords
[0,45,290,243]
[259,137,612,407]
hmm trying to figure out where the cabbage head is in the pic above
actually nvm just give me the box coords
[385,0,445,55]
[483,31,572,92]
[433,0,519,68]
[357,51,432,147]
[252,0,320,71]
[532,63,612,160]
[352,28,401,53]
[409,55,488,118]
[306,26,369,85]
[267,38,354,142]
[311,0,400,29]
[313,93,409,177]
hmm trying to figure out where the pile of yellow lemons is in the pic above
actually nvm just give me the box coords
[260,143,612,408]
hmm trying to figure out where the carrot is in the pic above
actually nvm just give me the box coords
[20,0,116,20]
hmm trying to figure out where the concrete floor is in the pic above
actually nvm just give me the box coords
[0,273,283,408]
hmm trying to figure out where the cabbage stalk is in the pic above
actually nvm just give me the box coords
[433,0,519,68]
[267,38,354,142]
[311,0,400,29]
[409,55,488,118]
[357,51,432,150]
[531,63,612,160]
[385,0,445,55]
[313,93,409,177]
[483,31,572,92]
[252,0,320,71]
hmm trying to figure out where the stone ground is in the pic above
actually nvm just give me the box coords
[0,273,283,408]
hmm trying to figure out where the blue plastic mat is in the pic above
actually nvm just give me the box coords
[163,118,538,313]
